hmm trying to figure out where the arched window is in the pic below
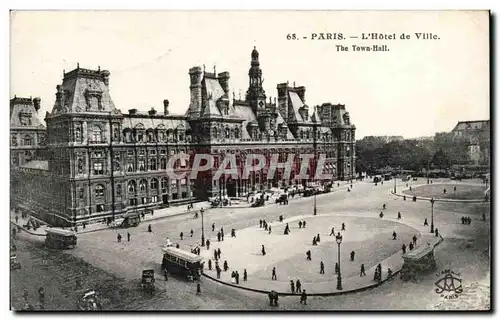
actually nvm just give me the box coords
[150,178,158,190]
[95,184,105,197]
[160,158,167,170]
[23,135,32,146]
[147,129,155,142]
[299,130,304,140]
[91,125,102,143]
[212,127,218,138]
[128,180,136,193]
[78,187,84,199]
[234,128,240,139]
[161,177,168,190]
[77,158,84,173]
[139,179,147,191]
[75,127,82,142]
[225,127,230,139]
[123,129,132,143]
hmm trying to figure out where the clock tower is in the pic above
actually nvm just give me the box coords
[245,47,267,116]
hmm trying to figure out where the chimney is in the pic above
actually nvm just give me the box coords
[33,97,41,112]
[296,86,306,103]
[188,66,203,118]
[218,72,230,95]
[101,70,110,86]
[128,109,138,115]
[163,99,170,115]
[148,108,157,116]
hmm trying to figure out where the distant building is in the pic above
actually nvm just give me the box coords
[451,120,490,166]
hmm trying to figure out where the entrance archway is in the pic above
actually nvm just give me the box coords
[226,180,236,197]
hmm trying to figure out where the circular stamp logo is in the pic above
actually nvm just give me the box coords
[435,269,463,299]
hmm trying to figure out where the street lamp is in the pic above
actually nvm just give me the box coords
[336,232,343,290]
[430,198,435,233]
[200,209,205,247]
[393,174,397,194]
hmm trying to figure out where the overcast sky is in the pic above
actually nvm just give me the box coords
[10,11,489,138]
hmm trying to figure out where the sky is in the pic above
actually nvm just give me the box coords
[10,10,490,138]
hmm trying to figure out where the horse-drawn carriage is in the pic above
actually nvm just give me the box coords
[76,290,103,311]
[141,269,156,294]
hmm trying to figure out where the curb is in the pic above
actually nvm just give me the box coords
[10,221,46,237]
[391,191,488,204]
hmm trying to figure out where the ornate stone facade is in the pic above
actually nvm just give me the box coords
[10,48,356,227]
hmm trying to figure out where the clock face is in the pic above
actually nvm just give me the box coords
[259,101,264,108]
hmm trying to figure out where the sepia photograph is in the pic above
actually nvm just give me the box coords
[8,10,490,311]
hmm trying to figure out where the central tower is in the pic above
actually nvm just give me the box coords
[245,47,267,116]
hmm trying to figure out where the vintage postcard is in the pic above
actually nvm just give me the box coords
[9,10,490,311]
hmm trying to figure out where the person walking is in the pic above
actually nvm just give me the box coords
[350,251,355,261]
[330,227,335,236]
[409,242,414,251]
[316,233,321,243]
[164,269,168,281]
[412,235,417,245]
[360,264,366,276]
[303,221,306,228]
[190,229,194,237]
[272,267,277,280]
[341,223,345,231]
[148,224,152,232]
[424,218,428,226]
[392,231,397,240]
[206,239,210,250]
[397,212,401,219]
[300,290,307,305]
[306,250,312,261]
[127,232,131,242]
[217,248,222,259]
[268,226,272,234]
[259,219,263,228]
[320,261,325,274]
[298,221,302,229]
[262,245,266,256]
[290,280,295,293]
[296,279,302,293]
[243,269,248,281]
[180,232,184,240]
[223,260,228,272]
[235,271,240,284]
[212,223,215,232]
[208,259,212,271]
[117,233,122,243]
[216,266,221,279]
[217,231,221,242]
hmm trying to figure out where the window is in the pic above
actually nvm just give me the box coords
[96,204,105,212]
[141,197,147,204]
[11,135,17,146]
[158,131,166,142]
[91,125,102,143]
[160,158,167,170]
[23,135,32,146]
[225,128,230,139]
[150,150,156,155]
[139,159,146,171]
[138,150,145,156]
[124,129,133,143]
[179,133,184,142]
[129,198,137,206]
[160,149,166,155]
[127,150,134,156]
[74,127,81,142]
[150,178,158,190]
[77,158,84,174]
[149,158,157,171]
[136,130,144,142]
[78,188,84,199]
[139,179,147,191]
[128,181,136,193]
[113,127,120,141]
[147,130,155,142]
[116,184,122,196]
[161,178,168,191]
[127,162,134,172]
[234,128,240,139]
[94,151,103,158]
[151,196,158,203]
[95,184,105,197]
[93,162,103,175]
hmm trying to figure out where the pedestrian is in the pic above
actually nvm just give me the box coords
[296,279,302,293]
[330,227,335,236]
[212,223,215,232]
[197,247,201,255]
[424,218,428,226]
[180,232,184,240]
[259,219,263,228]
[127,232,131,242]
[208,259,212,270]
[15,215,19,224]
[360,264,366,276]
[300,290,307,305]
[403,195,406,201]
[435,228,439,237]
[216,266,221,279]
[197,283,201,295]
[141,212,145,220]
[148,224,152,232]
[243,269,247,281]
[272,267,277,280]
[379,211,384,218]
[443,188,447,194]
[306,250,311,261]
[312,237,317,246]
[38,286,45,305]
[350,251,355,261]
[268,225,271,234]
[383,203,386,210]
[235,271,240,284]
[217,248,222,258]
[217,231,221,242]
[190,229,194,237]
[213,249,218,260]
[316,233,321,243]
[206,239,210,250]
[397,212,401,219]
[231,229,236,237]
[117,233,122,243]
[299,221,302,229]
[303,221,306,228]
[341,223,345,231]
[468,217,472,225]
[320,261,325,274]
[262,245,266,256]
[176,243,180,249]
[290,280,295,293]
[223,260,228,272]
[221,227,224,237]
[454,186,457,192]
[412,235,417,245]
[409,242,414,251]
[461,216,465,224]
[221,232,225,241]
[164,269,168,281]
[392,231,397,240]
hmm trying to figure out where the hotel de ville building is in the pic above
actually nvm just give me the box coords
[10,47,356,227]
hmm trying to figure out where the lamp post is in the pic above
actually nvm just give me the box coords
[336,232,343,290]
[313,123,318,216]
[393,174,397,194]
[200,208,205,247]
[430,197,435,233]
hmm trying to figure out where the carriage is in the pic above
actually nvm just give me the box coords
[161,246,203,281]
[45,228,77,249]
